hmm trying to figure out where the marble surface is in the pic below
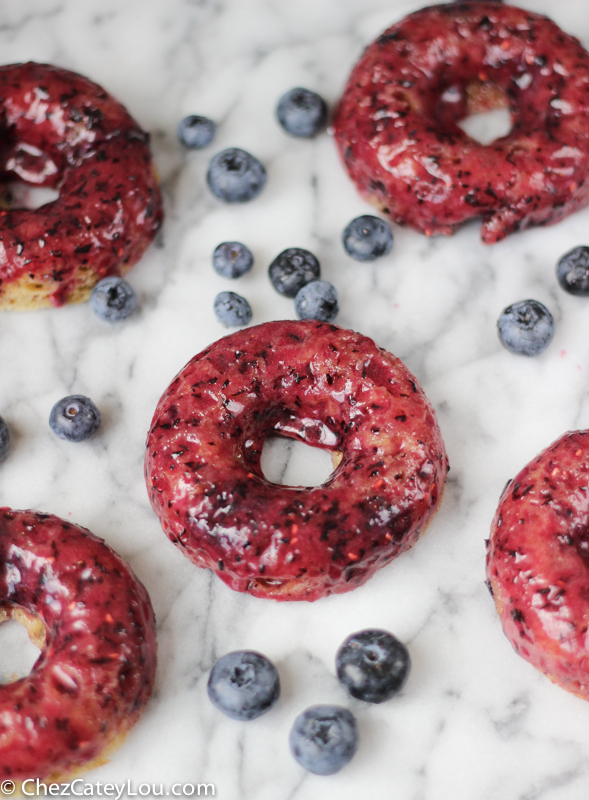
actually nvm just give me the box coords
[2,0,589,798]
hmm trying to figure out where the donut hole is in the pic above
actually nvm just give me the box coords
[0,606,44,684]
[0,181,60,210]
[260,435,338,487]
[437,80,513,145]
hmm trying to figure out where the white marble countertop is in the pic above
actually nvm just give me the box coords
[2,0,589,798]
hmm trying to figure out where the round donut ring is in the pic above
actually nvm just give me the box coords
[333,3,589,244]
[145,320,449,602]
[0,507,157,781]
[487,431,589,700]
[0,62,162,309]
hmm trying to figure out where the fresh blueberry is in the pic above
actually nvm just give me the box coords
[342,215,394,262]
[336,629,411,704]
[49,395,101,442]
[556,246,589,296]
[276,87,328,138]
[207,651,280,721]
[289,705,358,776]
[214,291,252,327]
[497,299,555,356]
[295,280,338,322]
[0,416,9,462]
[90,276,137,321]
[268,248,320,298]
[213,242,254,279]
[207,148,267,203]
[177,115,216,149]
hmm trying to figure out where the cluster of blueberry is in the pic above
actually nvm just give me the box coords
[178,88,394,328]
[0,395,102,461]
[207,628,410,776]
[497,246,589,356]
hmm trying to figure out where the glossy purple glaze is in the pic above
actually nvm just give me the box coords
[0,508,157,780]
[0,62,162,306]
[333,3,589,243]
[145,320,449,601]
[487,431,589,699]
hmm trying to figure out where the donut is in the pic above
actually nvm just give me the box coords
[145,320,448,601]
[486,431,589,699]
[0,62,162,310]
[0,507,157,781]
[333,3,589,244]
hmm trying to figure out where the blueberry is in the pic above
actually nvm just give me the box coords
[177,115,216,149]
[336,629,411,704]
[207,148,267,203]
[0,416,9,462]
[276,87,328,138]
[213,242,254,279]
[497,299,555,356]
[214,291,252,327]
[268,248,320,298]
[289,705,358,776]
[207,651,280,721]
[295,280,338,322]
[90,276,137,321]
[342,215,394,262]
[49,395,101,442]
[556,246,589,296]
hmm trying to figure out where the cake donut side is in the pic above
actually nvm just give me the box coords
[0,507,157,781]
[333,3,589,243]
[0,62,162,309]
[486,431,589,699]
[145,320,449,602]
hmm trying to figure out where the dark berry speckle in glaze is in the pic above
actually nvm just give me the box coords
[49,395,102,442]
[486,431,589,700]
[0,62,162,309]
[207,651,280,720]
[145,320,448,601]
[0,507,157,781]
[336,629,410,703]
[333,3,589,243]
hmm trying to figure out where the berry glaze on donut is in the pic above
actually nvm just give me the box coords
[333,3,589,243]
[486,431,589,699]
[0,62,162,309]
[0,508,157,781]
[145,320,448,601]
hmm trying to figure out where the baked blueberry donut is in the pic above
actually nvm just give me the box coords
[145,320,448,601]
[487,431,589,699]
[0,62,162,309]
[0,507,157,781]
[333,3,589,243]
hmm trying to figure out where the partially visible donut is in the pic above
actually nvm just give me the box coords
[0,507,157,781]
[486,431,589,699]
[0,62,162,309]
[145,320,448,602]
[333,3,589,243]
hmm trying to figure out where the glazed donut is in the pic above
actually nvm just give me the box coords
[0,507,157,781]
[0,62,162,310]
[145,320,448,601]
[486,431,589,699]
[333,3,589,244]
